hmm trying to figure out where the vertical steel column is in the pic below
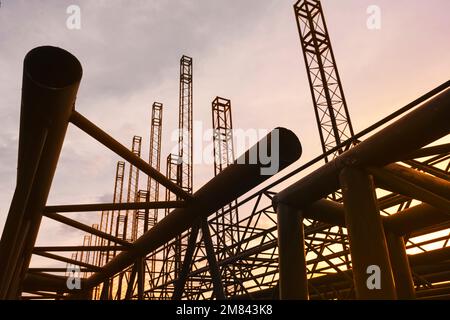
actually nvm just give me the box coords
[276,202,309,300]
[0,46,82,299]
[385,232,416,299]
[137,257,144,300]
[339,167,396,299]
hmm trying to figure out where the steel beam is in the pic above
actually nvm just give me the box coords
[78,128,302,292]
[34,251,102,272]
[69,111,191,200]
[275,87,450,208]
[401,143,450,161]
[369,166,450,213]
[33,246,125,253]
[28,268,92,273]
[44,201,185,213]
[43,212,131,247]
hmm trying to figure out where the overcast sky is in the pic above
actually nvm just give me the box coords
[0,0,449,268]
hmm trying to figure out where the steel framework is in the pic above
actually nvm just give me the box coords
[0,1,449,301]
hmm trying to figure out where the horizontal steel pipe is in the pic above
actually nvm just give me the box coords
[44,200,185,213]
[382,163,450,197]
[0,46,83,299]
[401,143,450,161]
[22,273,86,293]
[368,166,450,213]
[303,199,346,227]
[28,268,92,273]
[33,246,126,252]
[33,251,102,271]
[70,111,191,200]
[384,203,450,235]
[274,87,450,208]
[300,199,450,237]
[82,128,302,291]
[43,212,131,247]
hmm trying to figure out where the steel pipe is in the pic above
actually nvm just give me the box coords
[274,87,450,209]
[277,202,308,300]
[44,200,185,213]
[339,167,396,299]
[79,128,301,292]
[70,111,191,200]
[43,212,131,247]
[0,46,82,299]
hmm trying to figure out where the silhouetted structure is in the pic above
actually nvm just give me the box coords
[0,0,449,301]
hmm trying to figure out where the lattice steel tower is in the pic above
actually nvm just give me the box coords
[211,97,239,254]
[178,55,193,193]
[294,0,354,161]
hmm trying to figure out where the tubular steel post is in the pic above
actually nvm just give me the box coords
[276,202,308,300]
[339,167,396,299]
[0,46,82,299]
[385,232,416,299]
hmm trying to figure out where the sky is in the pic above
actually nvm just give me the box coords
[0,0,449,268]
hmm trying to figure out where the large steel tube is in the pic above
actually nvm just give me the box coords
[274,87,450,209]
[80,128,302,291]
[301,199,450,237]
[277,202,308,300]
[0,46,82,299]
[339,167,396,299]
[368,166,450,213]
[382,163,450,198]
[385,232,415,299]
[384,203,450,236]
